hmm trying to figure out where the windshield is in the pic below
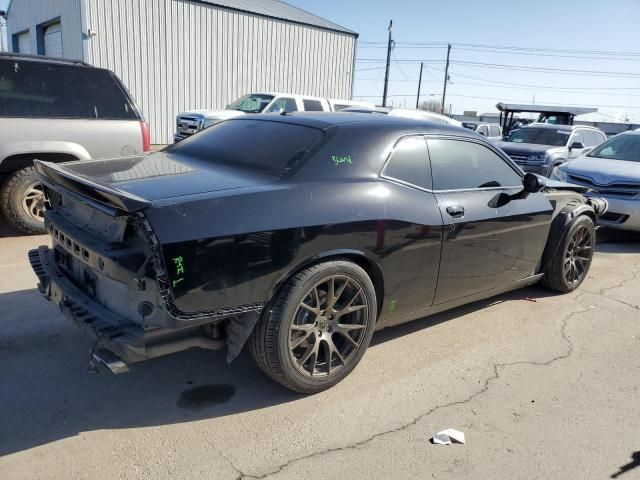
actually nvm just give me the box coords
[227,94,274,113]
[506,127,570,147]
[588,134,640,162]
[166,119,323,177]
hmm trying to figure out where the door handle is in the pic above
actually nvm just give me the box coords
[446,205,465,218]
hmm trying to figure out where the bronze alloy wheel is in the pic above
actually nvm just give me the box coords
[563,223,594,286]
[288,275,369,377]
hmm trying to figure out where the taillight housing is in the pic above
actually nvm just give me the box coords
[140,121,151,152]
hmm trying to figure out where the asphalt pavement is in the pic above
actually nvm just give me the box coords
[1,221,638,480]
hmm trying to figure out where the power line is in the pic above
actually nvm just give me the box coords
[355,66,385,72]
[443,69,640,91]
[356,58,444,63]
[450,60,640,78]
[452,46,640,62]
[450,80,640,97]
[353,91,640,109]
[360,40,640,57]
[452,42,640,57]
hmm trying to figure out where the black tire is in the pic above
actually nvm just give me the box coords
[0,167,47,235]
[542,215,595,293]
[248,260,377,394]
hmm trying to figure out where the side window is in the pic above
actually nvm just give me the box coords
[570,130,585,147]
[595,132,606,145]
[302,99,324,111]
[477,125,489,136]
[489,125,501,137]
[428,139,522,190]
[382,136,431,189]
[583,131,597,147]
[266,97,298,113]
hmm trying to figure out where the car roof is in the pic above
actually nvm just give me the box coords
[251,92,327,102]
[0,51,91,67]
[522,123,602,132]
[229,111,472,136]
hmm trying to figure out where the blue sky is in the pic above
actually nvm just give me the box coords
[287,0,640,122]
[2,0,639,121]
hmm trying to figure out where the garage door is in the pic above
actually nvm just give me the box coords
[16,31,31,54]
[43,23,62,57]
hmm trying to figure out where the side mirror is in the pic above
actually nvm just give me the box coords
[478,130,487,136]
[569,142,584,150]
[523,172,545,193]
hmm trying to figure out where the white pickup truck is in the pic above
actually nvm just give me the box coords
[174,93,373,142]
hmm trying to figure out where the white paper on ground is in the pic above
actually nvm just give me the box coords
[431,428,466,445]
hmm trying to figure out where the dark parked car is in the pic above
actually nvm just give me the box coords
[29,113,605,393]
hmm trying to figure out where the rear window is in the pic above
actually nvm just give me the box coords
[167,119,324,176]
[0,59,138,120]
[303,99,324,111]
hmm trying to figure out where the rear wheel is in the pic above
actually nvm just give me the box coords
[542,215,595,293]
[249,260,377,393]
[0,167,47,235]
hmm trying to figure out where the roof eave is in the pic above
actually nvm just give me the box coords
[187,0,358,37]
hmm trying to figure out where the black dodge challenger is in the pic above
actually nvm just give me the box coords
[29,113,606,393]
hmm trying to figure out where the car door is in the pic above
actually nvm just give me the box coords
[265,97,298,113]
[477,125,489,137]
[489,125,502,141]
[379,135,443,314]
[427,137,554,305]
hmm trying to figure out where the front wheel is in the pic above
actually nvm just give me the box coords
[0,167,48,235]
[249,260,377,393]
[542,215,595,293]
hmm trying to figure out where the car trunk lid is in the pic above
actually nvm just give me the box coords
[35,152,276,211]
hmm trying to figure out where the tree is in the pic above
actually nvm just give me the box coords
[418,98,442,113]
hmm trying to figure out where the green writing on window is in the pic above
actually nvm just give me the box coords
[332,155,353,166]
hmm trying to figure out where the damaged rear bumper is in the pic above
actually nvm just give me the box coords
[28,245,260,371]
[29,246,147,364]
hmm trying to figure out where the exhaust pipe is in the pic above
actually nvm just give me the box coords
[92,348,130,374]
[91,337,225,374]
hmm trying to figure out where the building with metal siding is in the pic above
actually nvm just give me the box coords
[5,0,358,144]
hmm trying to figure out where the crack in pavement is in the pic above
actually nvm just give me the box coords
[582,269,640,310]
[234,289,614,480]
[227,268,640,479]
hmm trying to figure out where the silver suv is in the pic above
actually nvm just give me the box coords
[497,123,607,177]
[0,53,150,234]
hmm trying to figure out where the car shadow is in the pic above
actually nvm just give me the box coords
[0,282,559,457]
[596,228,640,253]
[0,212,25,238]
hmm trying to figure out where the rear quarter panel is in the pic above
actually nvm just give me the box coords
[147,180,445,324]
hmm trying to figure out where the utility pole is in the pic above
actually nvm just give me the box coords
[382,20,393,107]
[415,62,423,109]
[441,43,451,114]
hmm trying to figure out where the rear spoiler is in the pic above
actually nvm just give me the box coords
[34,160,151,214]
